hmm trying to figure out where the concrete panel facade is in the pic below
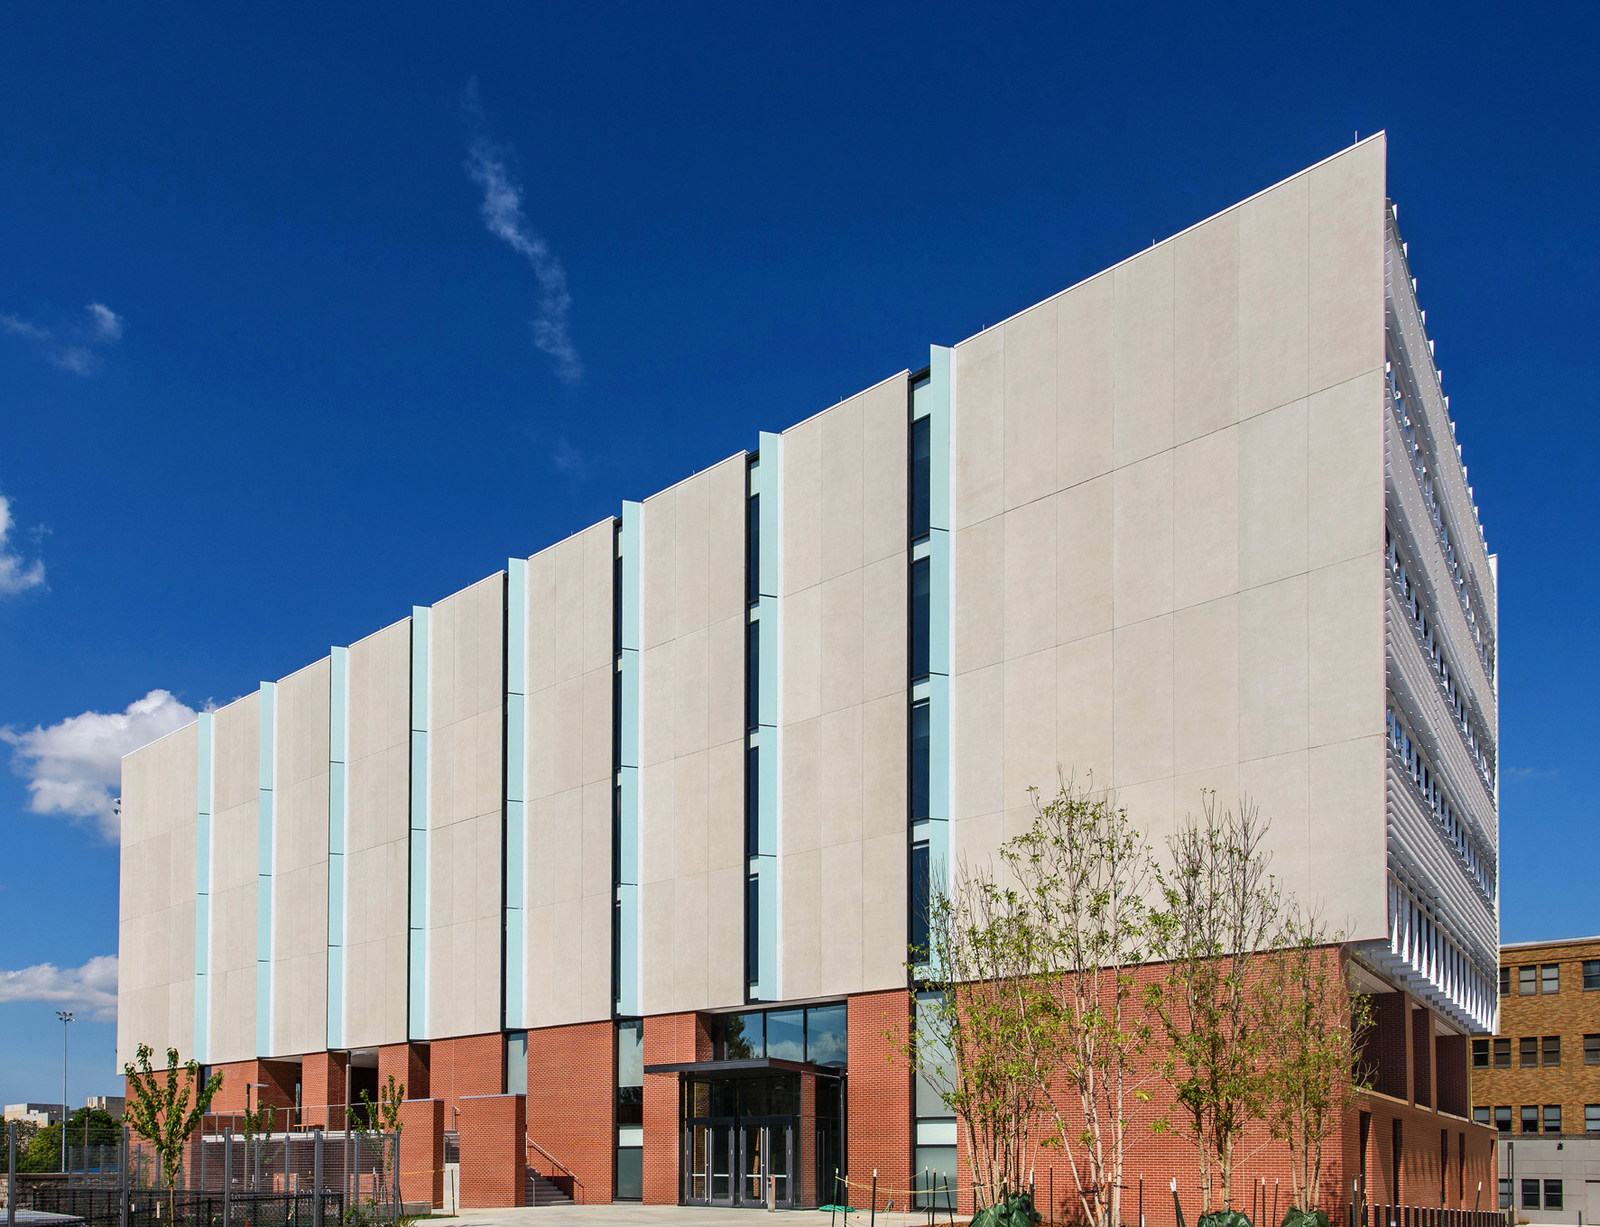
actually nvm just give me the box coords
[950,136,1390,943]
[344,618,412,1049]
[638,455,747,1016]
[270,656,331,1058]
[523,520,617,1027]
[426,573,506,1040]
[117,720,199,1066]
[779,373,909,1000]
[208,691,261,1064]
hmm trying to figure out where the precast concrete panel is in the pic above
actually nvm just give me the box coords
[427,572,507,1040]
[208,691,261,1064]
[638,455,747,1016]
[950,137,1390,946]
[344,618,412,1049]
[779,373,909,1001]
[118,720,199,1067]
[522,519,616,1027]
[270,656,331,1058]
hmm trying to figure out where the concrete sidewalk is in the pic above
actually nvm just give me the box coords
[452,1205,943,1227]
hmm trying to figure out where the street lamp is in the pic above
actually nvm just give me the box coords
[55,1011,73,1175]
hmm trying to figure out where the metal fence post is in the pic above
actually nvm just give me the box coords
[312,1128,324,1227]
[8,1119,18,1227]
[118,1126,129,1227]
[392,1132,400,1223]
[223,1127,233,1227]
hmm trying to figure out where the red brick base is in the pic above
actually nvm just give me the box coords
[526,1019,615,1203]
[396,1098,445,1209]
[458,1093,527,1208]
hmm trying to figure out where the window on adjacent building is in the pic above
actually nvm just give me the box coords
[1472,1038,1489,1068]
[1585,1034,1600,1065]
[1494,1106,1512,1133]
[1520,1036,1539,1068]
[1522,1179,1541,1210]
[1494,1038,1512,1068]
[1586,1105,1600,1134]
[1500,966,1511,996]
[1544,1035,1561,1066]
[1498,1179,1511,1210]
[1544,1105,1562,1133]
[1473,1106,1490,1127]
[1543,963,1561,993]
[1545,1181,1564,1211]
[1521,1106,1539,1133]
[1520,966,1537,994]
[1585,960,1600,991]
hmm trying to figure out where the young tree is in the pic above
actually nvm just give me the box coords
[1257,910,1373,1212]
[1007,777,1154,1227]
[904,859,1045,1209]
[123,1044,223,1205]
[358,1074,406,1197]
[1146,794,1284,1214]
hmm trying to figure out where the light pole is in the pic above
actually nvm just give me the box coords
[55,1011,73,1175]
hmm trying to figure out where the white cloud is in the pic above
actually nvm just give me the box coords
[0,492,45,597]
[464,111,581,385]
[0,955,118,1021]
[2,690,199,840]
[87,303,123,344]
[0,303,124,376]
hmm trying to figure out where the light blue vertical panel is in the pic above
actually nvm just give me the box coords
[408,607,431,1039]
[752,433,782,1002]
[256,682,277,1057]
[918,347,953,974]
[503,559,528,1029]
[192,712,214,1062]
[615,506,642,1017]
[326,646,349,1050]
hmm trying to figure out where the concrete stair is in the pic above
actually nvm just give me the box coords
[525,1169,575,1206]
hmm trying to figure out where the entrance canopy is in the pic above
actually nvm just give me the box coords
[644,1057,843,1078]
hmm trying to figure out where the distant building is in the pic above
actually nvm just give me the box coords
[1471,938,1600,1223]
[3,1103,64,1127]
[86,1096,126,1118]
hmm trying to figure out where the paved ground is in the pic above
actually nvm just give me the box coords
[452,1205,943,1227]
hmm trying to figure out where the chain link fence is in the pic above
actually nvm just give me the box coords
[7,1125,398,1227]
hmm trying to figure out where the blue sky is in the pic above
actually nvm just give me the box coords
[1,3,1595,1106]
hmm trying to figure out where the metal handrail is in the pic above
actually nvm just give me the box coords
[525,1136,583,1195]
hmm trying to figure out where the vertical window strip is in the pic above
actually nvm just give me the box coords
[408,606,431,1039]
[614,504,642,1016]
[256,681,277,1057]
[326,647,350,1050]
[910,347,953,970]
[749,432,783,1001]
[192,711,214,1063]
[503,560,528,1029]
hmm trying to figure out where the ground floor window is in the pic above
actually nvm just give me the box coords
[1498,1179,1511,1210]
[1545,1180,1564,1210]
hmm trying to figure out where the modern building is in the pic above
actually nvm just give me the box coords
[85,1096,126,1118]
[3,1104,64,1128]
[118,134,1501,1218]
[1471,938,1600,1223]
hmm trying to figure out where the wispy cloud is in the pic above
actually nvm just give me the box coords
[0,302,124,375]
[0,955,118,1021]
[463,83,582,384]
[0,491,46,597]
[1,690,200,841]
[1504,766,1561,782]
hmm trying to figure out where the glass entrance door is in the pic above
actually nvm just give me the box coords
[681,1074,801,1207]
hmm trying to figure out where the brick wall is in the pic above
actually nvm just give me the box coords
[303,1051,348,1128]
[1412,1006,1435,1108]
[427,1033,504,1121]
[1370,993,1411,1100]
[526,1019,615,1203]
[396,1098,445,1209]
[642,1012,711,1204]
[379,1043,431,1102]
[1472,939,1600,1135]
[205,1058,299,1115]
[847,989,912,1213]
[457,1093,526,1208]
